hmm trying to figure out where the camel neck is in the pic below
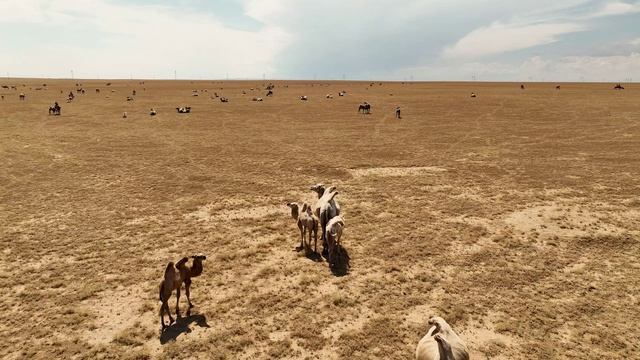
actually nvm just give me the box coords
[190,261,203,277]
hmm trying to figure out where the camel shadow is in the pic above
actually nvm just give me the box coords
[304,248,323,262]
[160,314,209,344]
[329,245,350,277]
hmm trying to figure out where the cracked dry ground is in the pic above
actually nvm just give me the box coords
[1,80,639,359]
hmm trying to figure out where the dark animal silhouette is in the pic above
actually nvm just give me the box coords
[48,102,61,115]
[614,83,624,90]
[358,102,371,114]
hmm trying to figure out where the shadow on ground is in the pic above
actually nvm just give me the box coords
[160,314,210,344]
[329,245,350,277]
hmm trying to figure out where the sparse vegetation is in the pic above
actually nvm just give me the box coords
[1,80,639,359]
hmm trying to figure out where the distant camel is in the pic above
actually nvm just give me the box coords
[150,108,157,116]
[614,83,624,90]
[358,102,371,113]
[338,91,346,96]
[521,84,525,90]
[266,90,273,96]
[48,102,61,115]
[470,93,477,98]
[176,107,191,113]
[95,88,100,94]
[220,97,229,103]
[300,95,308,101]
[395,106,401,119]
[326,94,333,99]
[556,85,561,90]
[126,96,134,101]
[252,97,263,102]
[19,93,25,100]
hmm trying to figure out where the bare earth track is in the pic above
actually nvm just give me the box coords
[0,80,639,359]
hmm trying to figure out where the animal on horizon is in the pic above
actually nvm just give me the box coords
[358,102,371,114]
[48,102,61,115]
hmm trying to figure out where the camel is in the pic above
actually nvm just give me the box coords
[310,185,341,255]
[395,106,401,119]
[150,108,157,116]
[1,95,4,100]
[176,107,191,113]
[220,97,229,103]
[521,84,525,90]
[132,90,136,96]
[614,83,624,90]
[126,96,134,101]
[556,85,561,90]
[326,215,344,265]
[287,202,319,253]
[470,93,476,98]
[338,91,346,96]
[416,316,469,360]
[358,102,371,113]
[159,255,207,331]
[122,112,127,118]
[252,97,263,102]
[266,90,273,96]
[95,88,100,94]
[48,102,61,115]
[300,95,308,101]
[19,93,25,100]
[326,94,333,99]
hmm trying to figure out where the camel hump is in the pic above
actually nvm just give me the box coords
[176,257,189,269]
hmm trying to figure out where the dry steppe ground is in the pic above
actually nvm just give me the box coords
[1,79,639,359]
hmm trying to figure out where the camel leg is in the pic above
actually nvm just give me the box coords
[298,226,304,251]
[185,278,193,316]
[175,287,181,319]
[313,225,318,254]
[321,219,328,258]
[160,301,166,330]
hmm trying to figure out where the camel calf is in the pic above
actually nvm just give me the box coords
[326,215,344,266]
[159,255,207,331]
[287,202,319,253]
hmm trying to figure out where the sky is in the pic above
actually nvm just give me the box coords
[0,0,639,81]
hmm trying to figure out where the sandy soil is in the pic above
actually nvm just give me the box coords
[1,79,639,359]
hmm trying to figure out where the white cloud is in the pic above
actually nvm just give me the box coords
[587,1,640,18]
[443,22,585,59]
[0,0,292,78]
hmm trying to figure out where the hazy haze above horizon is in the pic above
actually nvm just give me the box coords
[1,0,639,81]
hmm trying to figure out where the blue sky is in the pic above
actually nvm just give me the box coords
[0,0,639,81]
